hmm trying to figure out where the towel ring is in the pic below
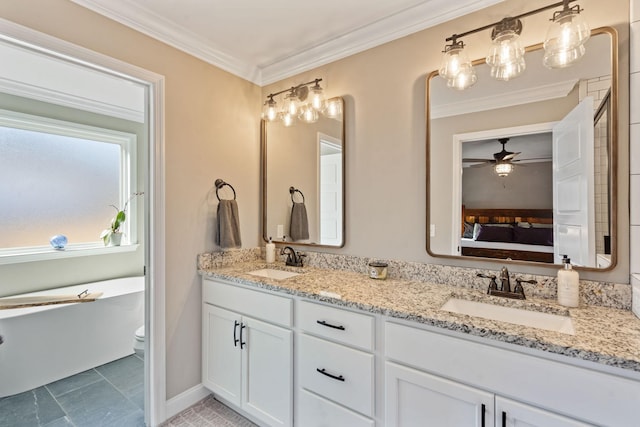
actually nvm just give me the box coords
[215,179,236,201]
[289,186,305,204]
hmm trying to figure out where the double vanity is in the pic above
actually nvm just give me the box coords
[199,258,640,427]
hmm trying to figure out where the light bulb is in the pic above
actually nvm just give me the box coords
[439,40,472,81]
[309,82,325,111]
[299,104,319,123]
[324,98,342,119]
[282,112,295,127]
[486,19,526,81]
[261,97,278,122]
[283,91,299,116]
[446,63,477,90]
[543,5,590,69]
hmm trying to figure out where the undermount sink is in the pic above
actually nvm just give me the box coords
[247,268,301,280]
[441,298,575,335]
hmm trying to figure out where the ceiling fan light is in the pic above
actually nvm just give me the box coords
[439,40,473,81]
[494,162,513,177]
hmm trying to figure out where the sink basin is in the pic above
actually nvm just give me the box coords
[441,298,575,335]
[247,268,301,280]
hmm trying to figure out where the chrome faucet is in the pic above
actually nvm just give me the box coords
[477,267,536,300]
[281,246,305,267]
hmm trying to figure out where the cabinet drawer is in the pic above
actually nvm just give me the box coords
[297,389,374,427]
[203,278,292,327]
[297,300,374,351]
[298,333,374,416]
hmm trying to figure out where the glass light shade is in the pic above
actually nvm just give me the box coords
[543,10,590,69]
[489,56,526,81]
[281,112,295,127]
[486,30,525,69]
[324,98,342,119]
[299,104,319,123]
[310,85,325,111]
[283,92,299,116]
[446,63,477,90]
[262,98,278,122]
[439,42,472,80]
[494,162,513,177]
[543,43,585,69]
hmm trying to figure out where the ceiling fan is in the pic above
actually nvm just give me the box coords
[462,138,521,166]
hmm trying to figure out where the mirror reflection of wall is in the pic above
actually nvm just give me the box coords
[264,102,344,247]
[427,29,616,269]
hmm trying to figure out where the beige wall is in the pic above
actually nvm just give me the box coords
[263,0,630,283]
[0,0,261,400]
[0,0,631,405]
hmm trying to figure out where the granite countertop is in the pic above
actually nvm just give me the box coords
[199,261,640,375]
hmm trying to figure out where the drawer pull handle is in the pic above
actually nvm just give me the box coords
[316,368,345,382]
[316,320,345,330]
[233,320,240,347]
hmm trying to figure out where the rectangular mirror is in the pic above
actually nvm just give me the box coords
[427,28,617,270]
[262,97,345,247]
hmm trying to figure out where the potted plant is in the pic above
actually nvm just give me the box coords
[101,192,144,246]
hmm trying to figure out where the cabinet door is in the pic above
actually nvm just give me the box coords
[386,362,494,427]
[202,304,242,405]
[242,316,293,427]
[496,397,594,427]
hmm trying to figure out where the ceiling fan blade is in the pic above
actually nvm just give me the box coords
[468,162,493,168]
[462,158,493,163]
[512,157,552,163]
[501,151,521,161]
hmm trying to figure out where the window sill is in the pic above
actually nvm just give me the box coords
[0,243,140,265]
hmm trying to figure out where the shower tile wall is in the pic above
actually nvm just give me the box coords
[631,0,640,318]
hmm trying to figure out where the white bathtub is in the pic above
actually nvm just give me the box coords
[0,276,144,398]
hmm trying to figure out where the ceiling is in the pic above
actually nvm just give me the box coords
[70,0,502,85]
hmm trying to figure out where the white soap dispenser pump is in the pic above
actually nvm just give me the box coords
[557,255,579,307]
[265,237,276,264]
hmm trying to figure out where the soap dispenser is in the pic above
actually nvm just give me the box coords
[265,237,276,264]
[557,255,579,307]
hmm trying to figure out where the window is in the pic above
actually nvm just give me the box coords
[0,109,137,260]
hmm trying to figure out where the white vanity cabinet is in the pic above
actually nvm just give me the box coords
[385,321,640,427]
[295,300,376,427]
[202,278,293,427]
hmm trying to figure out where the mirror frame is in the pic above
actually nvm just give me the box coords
[426,27,618,271]
[261,96,346,248]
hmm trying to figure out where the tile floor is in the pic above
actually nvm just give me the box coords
[0,354,144,427]
[161,395,257,427]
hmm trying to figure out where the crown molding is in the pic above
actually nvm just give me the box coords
[71,0,503,86]
[431,79,579,119]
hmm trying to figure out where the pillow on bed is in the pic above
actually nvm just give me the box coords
[475,224,514,243]
[472,222,512,240]
[462,222,474,238]
[530,222,553,229]
[513,226,553,246]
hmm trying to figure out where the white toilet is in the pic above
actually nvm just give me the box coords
[133,325,145,356]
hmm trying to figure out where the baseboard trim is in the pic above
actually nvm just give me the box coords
[165,384,211,420]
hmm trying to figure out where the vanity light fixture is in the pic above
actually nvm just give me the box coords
[439,0,588,89]
[262,78,331,126]
[439,38,477,90]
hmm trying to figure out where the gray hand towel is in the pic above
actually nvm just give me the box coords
[290,202,309,241]
[216,199,242,249]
